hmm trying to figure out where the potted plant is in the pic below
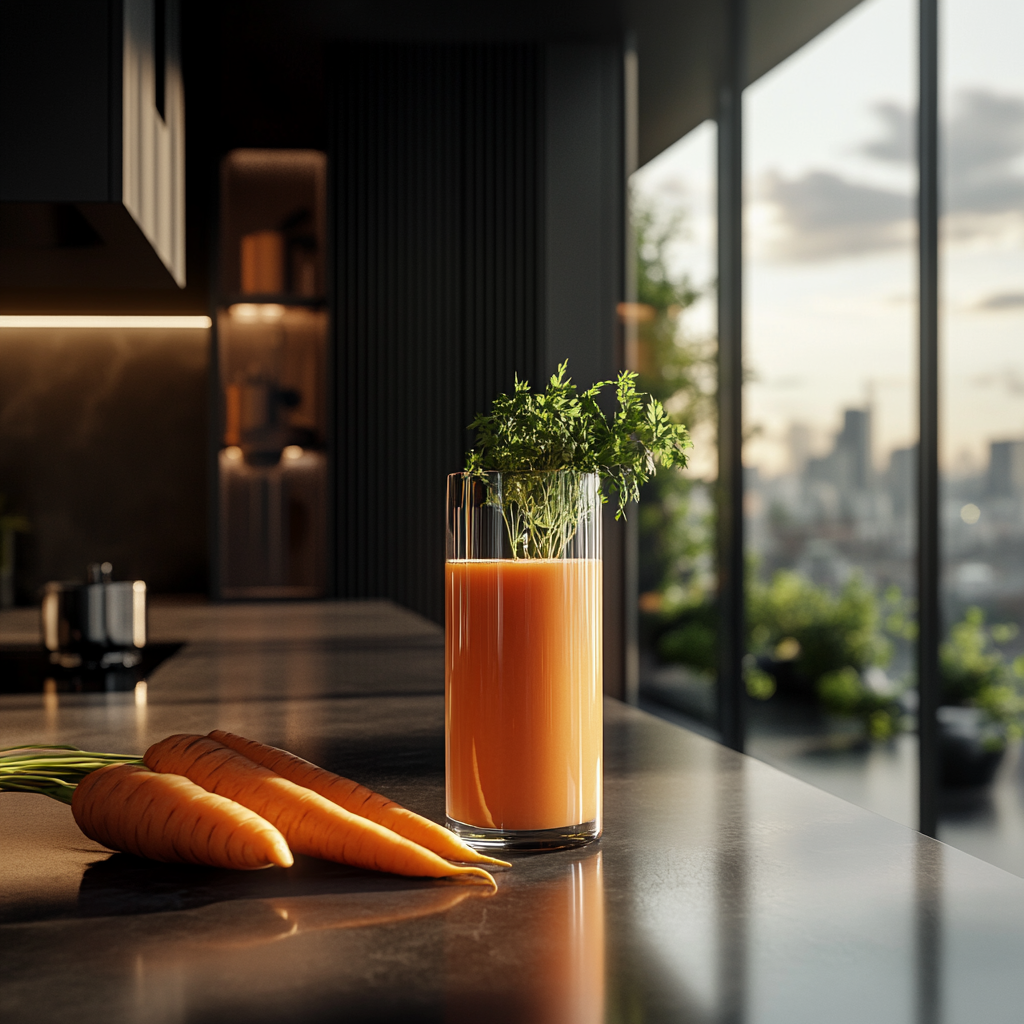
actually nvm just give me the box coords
[650,570,907,739]
[744,571,904,740]
[938,607,1024,786]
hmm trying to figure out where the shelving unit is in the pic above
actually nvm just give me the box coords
[214,150,328,600]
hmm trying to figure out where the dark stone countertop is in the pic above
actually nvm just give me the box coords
[2,600,1023,1024]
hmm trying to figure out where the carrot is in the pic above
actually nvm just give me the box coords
[71,763,293,870]
[208,730,511,869]
[145,735,497,888]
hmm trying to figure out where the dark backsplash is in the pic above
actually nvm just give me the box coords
[0,326,208,600]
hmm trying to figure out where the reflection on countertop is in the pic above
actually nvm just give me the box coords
[2,600,1024,1024]
[642,665,1024,879]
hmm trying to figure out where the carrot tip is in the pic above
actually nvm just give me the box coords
[446,858,512,872]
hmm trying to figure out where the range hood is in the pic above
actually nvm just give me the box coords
[0,0,184,289]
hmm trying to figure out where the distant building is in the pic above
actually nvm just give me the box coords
[787,422,813,476]
[806,408,872,494]
[887,445,916,519]
[987,440,1024,497]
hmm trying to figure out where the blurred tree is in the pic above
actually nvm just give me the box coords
[629,197,716,610]
[631,201,713,431]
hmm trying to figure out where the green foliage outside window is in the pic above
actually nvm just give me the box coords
[631,198,716,607]
[747,572,903,739]
[747,571,891,682]
[655,579,1024,740]
[940,608,1024,739]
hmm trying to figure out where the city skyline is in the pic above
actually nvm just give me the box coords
[746,397,1024,619]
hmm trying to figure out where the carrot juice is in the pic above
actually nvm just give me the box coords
[445,557,602,834]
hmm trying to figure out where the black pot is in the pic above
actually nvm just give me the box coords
[937,705,1006,787]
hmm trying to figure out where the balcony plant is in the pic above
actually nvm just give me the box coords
[745,571,903,739]
[654,571,905,739]
[938,607,1024,785]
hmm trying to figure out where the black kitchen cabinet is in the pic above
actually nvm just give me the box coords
[0,0,184,288]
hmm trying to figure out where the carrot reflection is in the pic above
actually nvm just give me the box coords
[120,884,488,956]
[209,886,484,948]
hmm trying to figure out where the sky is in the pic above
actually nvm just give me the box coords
[631,0,1024,479]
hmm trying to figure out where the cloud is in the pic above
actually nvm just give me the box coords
[861,89,1024,217]
[758,88,1024,261]
[975,291,1024,311]
[862,101,913,164]
[971,367,1024,395]
[757,170,911,260]
[947,90,1024,203]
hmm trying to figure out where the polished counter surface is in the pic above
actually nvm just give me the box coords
[2,601,1023,1024]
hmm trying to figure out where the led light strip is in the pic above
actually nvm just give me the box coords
[0,315,212,329]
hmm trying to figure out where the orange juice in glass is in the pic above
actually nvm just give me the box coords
[445,471,602,850]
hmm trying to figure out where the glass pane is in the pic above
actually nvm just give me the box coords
[629,121,720,734]
[939,0,1024,876]
[743,0,918,824]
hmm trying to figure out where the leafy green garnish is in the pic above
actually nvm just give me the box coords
[463,362,690,558]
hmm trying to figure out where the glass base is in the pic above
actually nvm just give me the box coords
[446,816,601,852]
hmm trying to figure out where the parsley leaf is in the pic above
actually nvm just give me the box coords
[464,362,691,557]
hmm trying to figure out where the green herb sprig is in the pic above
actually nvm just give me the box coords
[464,362,690,557]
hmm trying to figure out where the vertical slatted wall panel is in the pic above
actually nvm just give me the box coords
[332,43,541,622]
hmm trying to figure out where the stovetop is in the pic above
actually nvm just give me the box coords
[0,643,183,694]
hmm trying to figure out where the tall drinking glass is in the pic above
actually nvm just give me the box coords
[445,470,603,850]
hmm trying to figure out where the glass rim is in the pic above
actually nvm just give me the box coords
[447,468,600,479]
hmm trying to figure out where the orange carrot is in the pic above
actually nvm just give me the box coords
[145,735,497,888]
[72,763,294,869]
[208,729,511,869]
